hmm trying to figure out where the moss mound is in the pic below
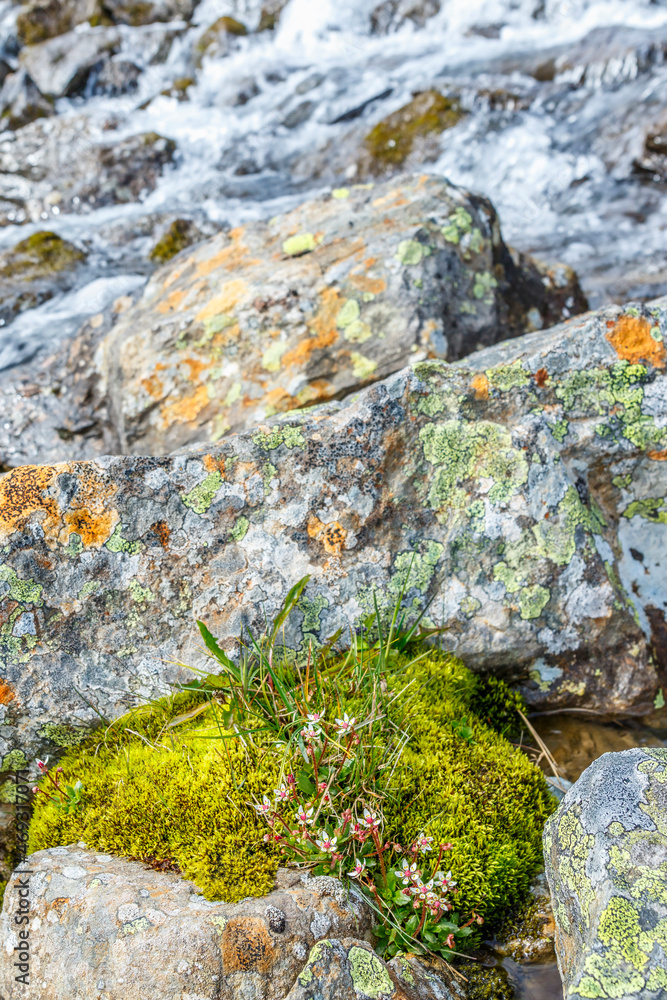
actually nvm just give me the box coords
[0,232,85,280]
[150,219,198,263]
[364,90,464,171]
[28,650,553,924]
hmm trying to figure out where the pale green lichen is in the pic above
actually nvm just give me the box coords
[348,946,394,998]
[230,516,249,542]
[351,352,377,380]
[622,497,667,523]
[38,723,88,748]
[106,525,144,555]
[183,471,223,514]
[128,580,154,604]
[0,565,43,605]
[518,584,550,620]
[261,342,287,372]
[442,206,473,244]
[298,941,332,986]
[1,749,28,772]
[253,426,306,451]
[486,362,530,392]
[282,233,317,256]
[473,271,498,300]
[420,419,529,511]
[396,239,429,265]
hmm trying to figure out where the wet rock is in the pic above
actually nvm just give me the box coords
[194,15,247,64]
[92,174,585,455]
[0,117,176,225]
[370,0,440,36]
[0,230,86,327]
[0,290,134,468]
[0,69,53,134]
[0,298,665,760]
[149,217,203,262]
[544,748,667,1000]
[285,938,462,999]
[103,0,197,26]
[89,56,142,97]
[0,846,373,999]
[257,0,289,32]
[634,115,667,184]
[16,0,102,46]
[296,90,466,185]
[19,26,120,98]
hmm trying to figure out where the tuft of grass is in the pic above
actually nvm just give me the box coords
[29,580,554,929]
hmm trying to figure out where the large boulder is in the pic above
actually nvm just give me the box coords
[0,230,86,328]
[92,173,585,457]
[544,748,667,1000]
[0,845,396,1000]
[0,297,665,765]
[16,0,102,46]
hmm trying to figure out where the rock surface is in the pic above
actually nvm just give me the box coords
[0,846,377,999]
[0,297,665,764]
[544,748,667,1000]
[0,70,53,134]
[88,173,585,456]
[16,0,101,46]
[0,117,176,226]
[0,231,86,327]
[19,27,121,99]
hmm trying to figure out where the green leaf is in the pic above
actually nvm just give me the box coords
[296,772,315,796]
[270,576,311,645]
[196,622,240,677]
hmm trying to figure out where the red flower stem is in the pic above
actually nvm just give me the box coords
[371,829,386,880]
[416,903,427,936]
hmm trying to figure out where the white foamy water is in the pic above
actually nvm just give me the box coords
[0,0,666,369]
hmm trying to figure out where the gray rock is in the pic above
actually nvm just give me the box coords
[285,938,462,999]
[88,57,142,97]
[0,297,665,765]
[19,26,120,98]
[544,748,667,1000]
[370,0,440,35]
[0,69,53,134]
[0,230,86,328]
[89,174,586,457]
[103,0,197,26]
[0,116,176,226]
[0,846,372,999]
[16,0,102,46]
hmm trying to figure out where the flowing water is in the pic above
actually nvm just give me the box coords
[0,0,666,370]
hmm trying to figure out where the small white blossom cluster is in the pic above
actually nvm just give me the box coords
[395,857,457,917]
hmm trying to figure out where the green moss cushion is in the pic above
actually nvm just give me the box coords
[28,651,554,921]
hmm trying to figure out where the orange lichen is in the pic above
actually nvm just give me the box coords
[150,520,171,548]
[140,374,165,400]
[195,228,260,278]
[262,387,297,412]
[62,507,119,548]
[181,357,211,380]
[606,315,665,369]
[471,373,489,400]
[0,465,59,543]
[0,679,15,705]
[281,288,342,368]
[202,454,225,475]
[0,463,119,549]
[307,515,347,556]
[348,270,387,296]
[648,449,667,461]
[157,289,187,315]
[160,384,210,426]
[195,279,249,322]
[534,367,549,387]
[221,918,275,974]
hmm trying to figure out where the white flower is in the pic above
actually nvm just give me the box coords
[348,859,366,878]
[335,712,357,735]
[395,860,420,886]
[302,724,321,742]
[416,833,434,853]
[307,712,325,724]
[274,785,290,802]
[362,808,381,830]
[315,832,338,853]
[253,795,272,815]
[295,805,315,826]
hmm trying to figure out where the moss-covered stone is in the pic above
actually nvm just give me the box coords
[363,90,464,172]
[28,648,553,929]
[0,231,85,280]
[150,219,200,263]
